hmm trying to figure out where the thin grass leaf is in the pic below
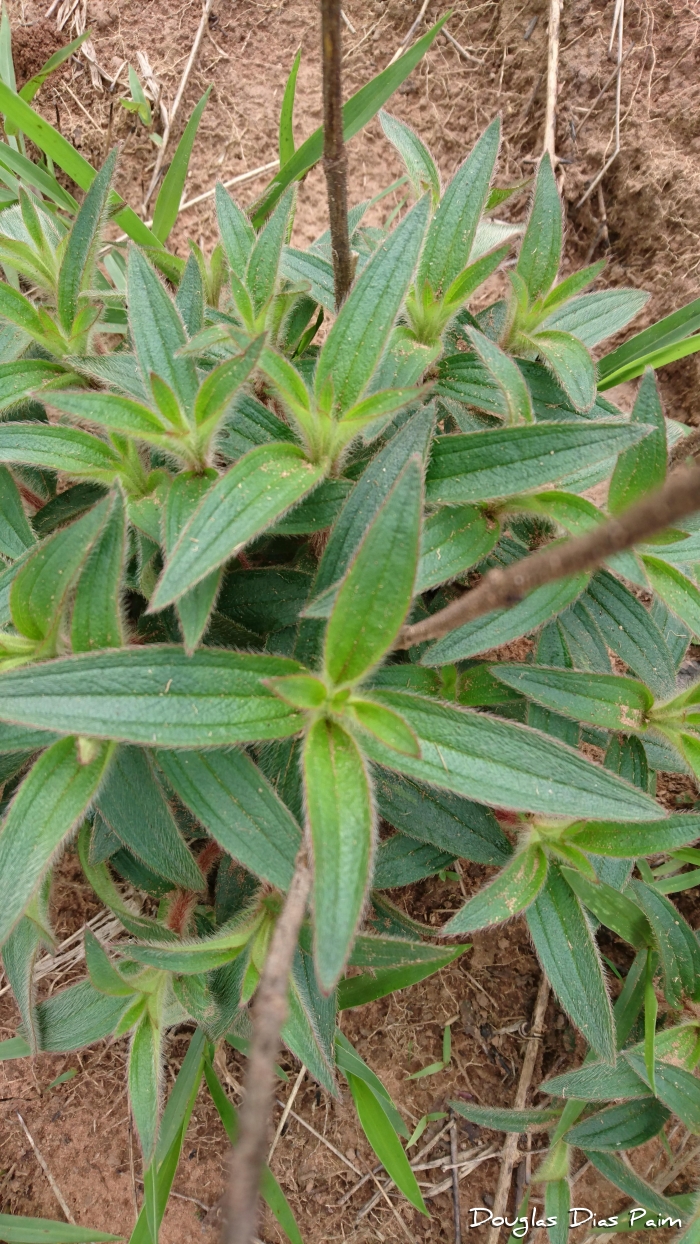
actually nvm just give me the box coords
[152,89,211,244]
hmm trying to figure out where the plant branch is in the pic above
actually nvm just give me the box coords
[320,0,353,309]
[543,0,561,161]
[395,461,700,648]
[485,976,549,1244]
[223,851,311,1244]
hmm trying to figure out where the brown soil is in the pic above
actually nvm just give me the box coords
[1,0,700,1238]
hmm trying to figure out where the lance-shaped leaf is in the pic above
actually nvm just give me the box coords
[561,868,652,949]
[2,879,52,1052]
[516,153,561,300]
[127,245,198,410]
[152,88,211,244]
[417,118,500,293]
[543,1057,651,1101]
[314,194,429,413]
[251,15,447,225]
[339,944,464,1009]
[0,359,66,414]
[77,822,176,943]
[28,978,131,1052]
[643,557,700,639]
[467,326,533,424]
[528,330,596,412]
[445,844,547,934]
[0,736,112,946]
[624,1052,700,1135]
[0,648,305,746]
[57,149,116,334]
[379,109,440,205]
[0,423,121,481]
[193,336,264,431]
[567,813,700,857]
[96,745,202,890]
[125,923,255,974]
[540,288,649,347]
[11,499,110,642]
[346,697,420,757]
[314,406,434,600]
[155,748,301,889]
[151,443,324,609]
[492,666,653,733]
[279,47,301,165]
[583,572,676,700]
[417,502,498,592]
[129,1010,162,1165]
[164,472,221,653]
[246,189,294,315]
[85,928,135,997]
[374,771,512,864]
[345,1071,427,1213]
[361,691,660,820]
[0,465,35,560]
[303,719,374,991]
[0,1214,120,1242]
[71,490,125,652]
[216,182,255,277]
[608,369,666,514]
[584,1151,689,1221]
[423,574,588,664]
[282,946,337,1094]
[450,1102,560,1133]
[527,865,615,1063]
[324,456,421,684]
[46,389,174,446]
[425,422,648,504]
[628,879,698,1006]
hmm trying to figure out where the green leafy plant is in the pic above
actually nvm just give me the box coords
[0,9,699,1243]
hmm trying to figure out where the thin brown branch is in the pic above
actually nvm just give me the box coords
[223,852,311,1244]
[395,461,700,649]
[321,0,353,309]
[485,977,549,1244]
[543,0,561,161]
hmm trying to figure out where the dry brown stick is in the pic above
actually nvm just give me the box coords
[442,26,484,65]
[450,1113,463,1244]
[395,461,700,649]
[267,1063,306,1163]
[362,1158,419,1244]
[390,0,431,64]
[141,0,214,212]
[573,43,637,139]
[669,426,700,468]
[223,852,311,1244]
[576,0,625,208]
[543,0,561,161]
[485,977,549,1244]
[321,0,353,310]
[17,1111,75,1223]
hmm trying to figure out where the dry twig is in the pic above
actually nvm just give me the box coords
[16,1112,75,1223]
[267,1063,305,1163]
[543,0,561,161]
[485,977,549,1244]
[450,1113,463,1244]
[395,461,700,649]
[390,0,431,65]
[577,0,625,207]
[223,852,311,1244]
[142,0,215,212]
[321,0,353,308]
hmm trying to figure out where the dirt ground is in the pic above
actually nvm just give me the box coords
[1,0,700,1238]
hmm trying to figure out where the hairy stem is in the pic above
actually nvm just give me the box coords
[223,852,311,1244]
[395,461,700,648]
[320,0,353,309]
